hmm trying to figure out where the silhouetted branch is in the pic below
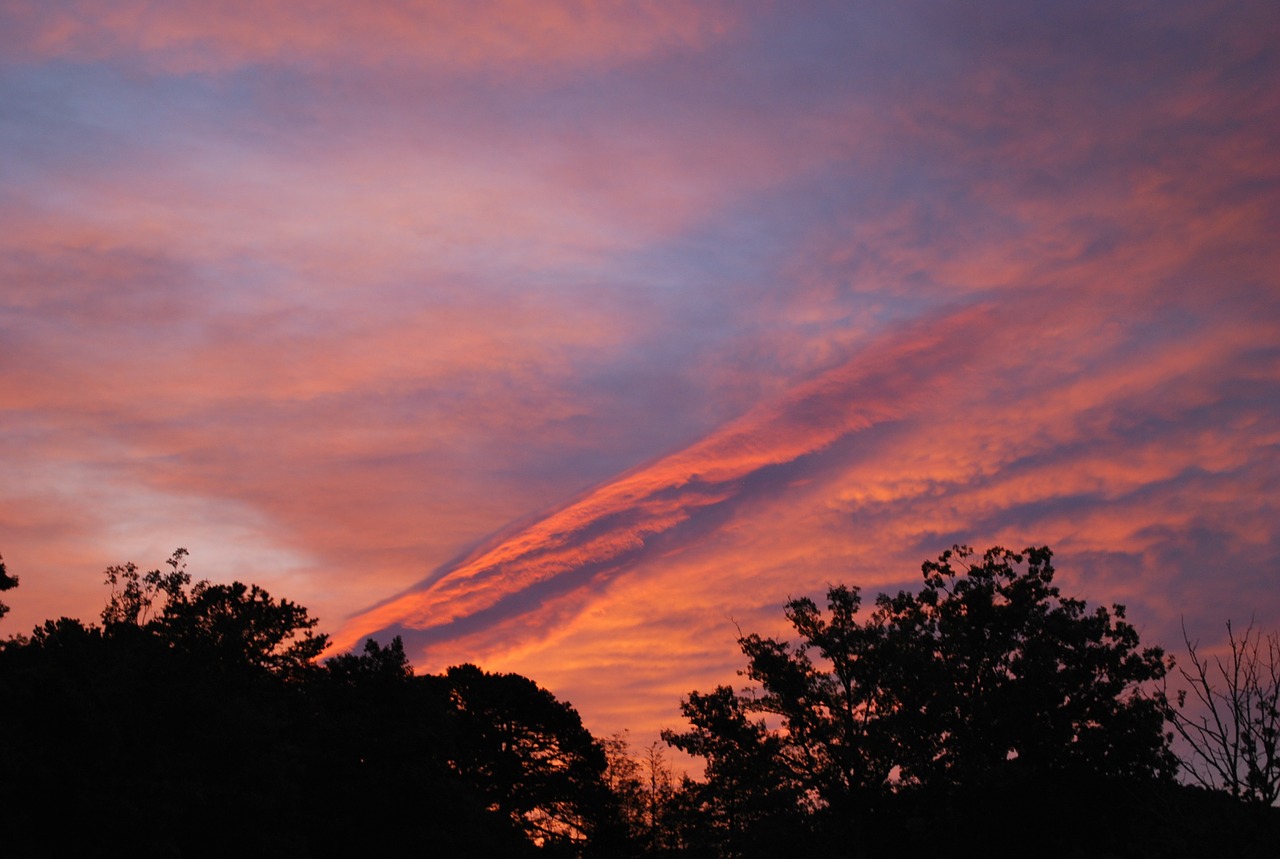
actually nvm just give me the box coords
[1172,619,1280,806]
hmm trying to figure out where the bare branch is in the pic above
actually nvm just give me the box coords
[1172,619,1280,806]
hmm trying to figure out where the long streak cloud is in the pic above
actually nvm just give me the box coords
[331,309,984,655]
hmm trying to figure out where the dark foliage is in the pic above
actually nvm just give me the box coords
[664,546,1186,857]
[0,553,16,621]
[877,545,1177,786]
[0,550,613,857]
[604,732,680,855]
[428,664,621,855]
[3,544,1278,858]
[661,686,810,856]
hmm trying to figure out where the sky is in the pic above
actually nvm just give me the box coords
[3,0,1279,745]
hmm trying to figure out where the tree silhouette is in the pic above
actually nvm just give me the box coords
[0,551,539,855]
[12,543,1276,855]
[876,545,1175,786]
[154,579,328,678]
[434,664,619,854]
[101,547,190,627]
[667,545,1178,852]
[1171,620,1280,806]
[662,685,805,857]
[0,553,16,622]
[605,732,680,854]
[306,637,539,856]
[98,546,327,681]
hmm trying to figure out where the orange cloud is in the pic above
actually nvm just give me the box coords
[330,306,989,654]
[324,247,1280,741]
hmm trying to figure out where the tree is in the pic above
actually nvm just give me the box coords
[603,732,648,843]
[667,545,1177,848]
[97,548,328,678]
[875,545,1175,786]
[154,579,328,678]
[0,552,545,855]
[1171,620,1280,806]
[735,582,900,810]
[435,664,617,854]
[662,685,809,858]
[325,633,414,686]
[101,547,189,627]
[604,731,684,856]
[0,553,17,622]
[637,739,678,853]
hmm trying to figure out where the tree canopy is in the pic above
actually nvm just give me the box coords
[0,553,16,621]
[431,664,618,853]
[665,545,1181,853]
[0,550,615,856]
[3,544,1278,857]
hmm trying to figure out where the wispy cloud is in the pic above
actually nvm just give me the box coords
[1,0,743,74]
[331,307,987,652]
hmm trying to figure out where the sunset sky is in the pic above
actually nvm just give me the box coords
[3,0,1279,744]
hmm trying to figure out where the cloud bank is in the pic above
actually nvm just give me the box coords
[2,0,1277,739]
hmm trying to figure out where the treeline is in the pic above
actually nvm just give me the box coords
[0,547,1277,857]
[0,551,609,856]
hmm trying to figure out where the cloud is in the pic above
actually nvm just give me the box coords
[326,143,1280,731]
[1,0,744,75]
[328,305,992,653]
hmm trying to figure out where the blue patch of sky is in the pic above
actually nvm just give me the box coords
[0,62,264,178]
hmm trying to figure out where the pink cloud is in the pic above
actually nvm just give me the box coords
[323,158,1280,734]
[1,0,744,75]
[328,306,992,653]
